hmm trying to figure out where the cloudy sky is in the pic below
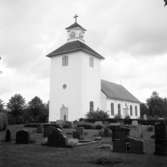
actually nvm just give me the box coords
[0,0,167,103]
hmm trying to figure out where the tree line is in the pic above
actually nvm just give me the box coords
[1,91,167,125]
[140,91,167,119]
[0,94,48,124]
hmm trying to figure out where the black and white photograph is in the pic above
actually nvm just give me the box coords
[0,0,167,166]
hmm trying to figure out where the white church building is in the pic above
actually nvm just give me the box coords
[47,16,140,122]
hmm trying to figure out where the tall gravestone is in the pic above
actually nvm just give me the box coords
[47,127,66,147]
[155,120,167,155]
[16,130,30,144]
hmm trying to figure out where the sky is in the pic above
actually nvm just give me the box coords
[0,0,167,104]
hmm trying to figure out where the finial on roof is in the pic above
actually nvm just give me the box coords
[74,14,78,23]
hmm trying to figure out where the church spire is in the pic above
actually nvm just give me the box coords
[66,15,86,42]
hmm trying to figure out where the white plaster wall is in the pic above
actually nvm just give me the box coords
[106,99,140,119]
[81,52,101,118]
[100,92,140,119]
[49,52,82,121]
[49,51,101,121]
[100,91,107,111]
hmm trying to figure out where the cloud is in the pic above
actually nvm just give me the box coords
[0,0,167,103]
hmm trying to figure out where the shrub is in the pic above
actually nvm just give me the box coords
[63,121,73,129]
[0,112,8,131]
[77,122,94,129]
[24,123,41,128]
[147,126,153,132]
[95,124,104,129]
[86,110,109,120]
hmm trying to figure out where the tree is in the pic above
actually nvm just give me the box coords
[146,91,167,118]
[86,109,109,120]
[26,96,48,123]
[164,0,167,6]
[140,103,149,118]
[7,94,25,124]
[0,99,4,112]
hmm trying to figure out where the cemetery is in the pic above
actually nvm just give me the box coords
[0,119,167,167]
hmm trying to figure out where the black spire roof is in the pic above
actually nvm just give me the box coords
[101,80,140,103]
[47,40,104,59]
[66,22,86,31]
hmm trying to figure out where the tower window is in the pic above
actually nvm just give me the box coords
[111,103,114,116]
[89,56,94,67]
[62,55,68,66]
[130,105,133,116]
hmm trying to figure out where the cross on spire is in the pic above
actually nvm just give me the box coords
[74,14,78,23]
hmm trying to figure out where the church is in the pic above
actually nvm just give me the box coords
[47,16,140,122]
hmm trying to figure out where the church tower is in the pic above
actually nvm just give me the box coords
[47,15,104,121]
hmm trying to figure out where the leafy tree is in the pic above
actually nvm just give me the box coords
[86,109,109,120]
[0,99,4,112]
[7,94,25,123]
[146,91,167,118]
[140,103,149,118]
[164,0,167,6]
[26,96,48,123]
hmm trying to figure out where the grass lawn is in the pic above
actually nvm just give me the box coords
[0,125,167,167]
[1,142,167,167]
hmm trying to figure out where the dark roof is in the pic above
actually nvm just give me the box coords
[66,22,86,31]
[101,80,140,103]
[47,40,104,59]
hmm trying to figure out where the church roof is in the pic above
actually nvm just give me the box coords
[47,40,104,59]
[66,22,86,31]
[101,80,140,103]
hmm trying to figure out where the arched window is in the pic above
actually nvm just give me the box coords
[111,103,114,116]
[118,104,121,116]
[89,101,94,112]
[135,106,138,116]
[130,105,133,116]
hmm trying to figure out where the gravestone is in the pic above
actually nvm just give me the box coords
[47,127,67,147]
[75,127,83,139]
[132,120,138,126]
[16,130,30,144]
[43,124,62,137]
[111,126,130,141]
[5,129,11,142]
[155,120,167,155]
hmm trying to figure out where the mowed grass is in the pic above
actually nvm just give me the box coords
[0,125,167,167]
[1,142,167,167]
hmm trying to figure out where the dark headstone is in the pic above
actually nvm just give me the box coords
[16,130,30,144]
[112,138,143,154]
[155,121,167,155]
[43,124,62,137]
[5,129,11,142]
[47,127,66,147]
[111,126,130,141]
[73,127,84,139]
[127,137,144,154]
